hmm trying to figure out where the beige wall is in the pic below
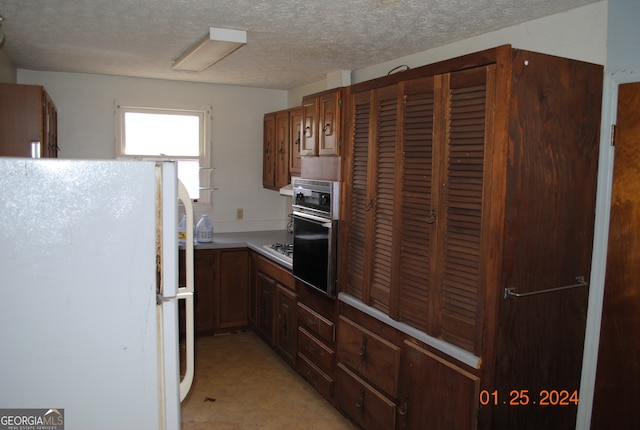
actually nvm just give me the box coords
[17,69,289,232]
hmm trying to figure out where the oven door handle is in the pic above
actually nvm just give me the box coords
[293,210,334,227]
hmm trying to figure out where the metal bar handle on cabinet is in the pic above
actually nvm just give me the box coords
[503,276,588,299]
[399,392,409,428]
[358,335,368,367]
[356,387,365,417]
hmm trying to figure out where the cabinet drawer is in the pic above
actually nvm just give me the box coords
[297,353,334,401]
[337,316,400,397]
[298,302,334,344]
[298,326,334,374]
[336,363,396,430]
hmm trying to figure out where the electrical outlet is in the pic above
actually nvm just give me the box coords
[236,208,244,220]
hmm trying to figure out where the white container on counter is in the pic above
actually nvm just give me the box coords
[195,215,213,243]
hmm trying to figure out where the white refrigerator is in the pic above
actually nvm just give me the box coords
[0,158,195,430]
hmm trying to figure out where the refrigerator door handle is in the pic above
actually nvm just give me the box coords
[178,180,195,402]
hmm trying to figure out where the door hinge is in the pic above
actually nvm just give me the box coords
[611,124,616,147]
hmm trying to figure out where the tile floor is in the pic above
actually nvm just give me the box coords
[181,331,356,430]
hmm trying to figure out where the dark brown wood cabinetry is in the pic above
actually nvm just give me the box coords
[217,249,249,329]
[250,253,298,364]
[0,83,58,158]
[301,88,343,156]
[263,107,303,189]
[339,45,603,430]
[180,248,249,336]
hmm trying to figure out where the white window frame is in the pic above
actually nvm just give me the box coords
[115,102,212,204]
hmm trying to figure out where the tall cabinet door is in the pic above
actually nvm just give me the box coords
[343,84,399,311]
[432,65,494,354]
[275,110,290,189]
[263,113,276,188]
[392,76,436,333]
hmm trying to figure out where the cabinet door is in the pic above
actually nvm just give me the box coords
[0,84,54,158]
[275,284,297,364]
[263,113,276,189]
[218,249,249,329]
[398,340,479,430]
[289,107,303,177]
[301,97,317,156]
[194,249,216,335]
[391,77,437,333]
[256,272,275,345]
[275,110,290,189]
[318,90,341,156]
[432,66,493,353]
[343,84,399,314]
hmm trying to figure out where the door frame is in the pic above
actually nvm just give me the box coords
[577,69,640,429]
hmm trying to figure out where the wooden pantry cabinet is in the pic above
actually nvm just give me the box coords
[0,83,58,158]
[338,45,603,429]
[263,106,302,190]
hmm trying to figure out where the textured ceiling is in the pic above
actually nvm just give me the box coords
[0,0,598,90]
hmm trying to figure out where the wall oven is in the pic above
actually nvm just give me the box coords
[291,178,340,297]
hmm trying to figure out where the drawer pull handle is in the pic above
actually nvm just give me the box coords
[399,392,409,427]
[356,387,365,417]
[358,335,368,367]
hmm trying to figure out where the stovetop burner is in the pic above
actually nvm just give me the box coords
[268,242,294,257]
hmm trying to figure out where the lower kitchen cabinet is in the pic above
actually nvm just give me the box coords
[251,253,297,364]
[276,285,297,364]
[296,300,336,402]
[217,249,249,329]
[399,340,480,430]
[256,272,275,344]
[336,303,481,430]
[180,247,249,336]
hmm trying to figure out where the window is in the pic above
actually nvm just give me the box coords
[116,104,210,201]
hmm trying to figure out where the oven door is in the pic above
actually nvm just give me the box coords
[292,211,338,297]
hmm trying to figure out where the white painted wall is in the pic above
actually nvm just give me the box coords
[17,70,289,232]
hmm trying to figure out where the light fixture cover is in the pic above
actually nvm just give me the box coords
[172,27,247,72]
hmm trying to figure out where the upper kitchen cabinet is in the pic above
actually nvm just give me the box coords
[301,88,343,157]
[339,45,603,429]
[0,83,58,158]
[263,107,302,190]
[289,106,303,177]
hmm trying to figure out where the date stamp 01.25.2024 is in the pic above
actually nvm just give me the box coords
[479,389,579,407]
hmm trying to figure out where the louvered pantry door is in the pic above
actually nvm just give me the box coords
[344,84,400,313]
[432,65,495,354]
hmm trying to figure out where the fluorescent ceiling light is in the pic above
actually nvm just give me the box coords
[172,27,247,72]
